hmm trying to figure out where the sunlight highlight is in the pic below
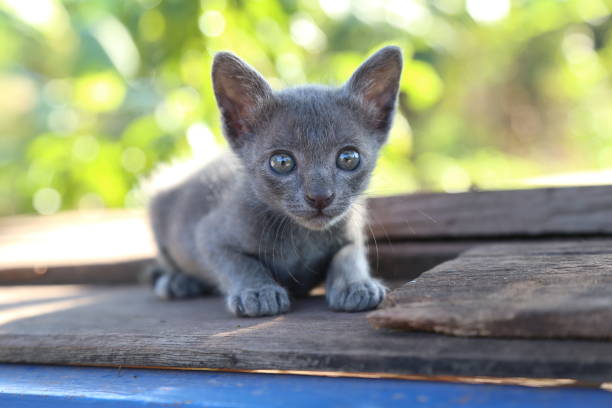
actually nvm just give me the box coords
[2,0,57,26]
[211,316,285,338]
[522,169,612,187]
[466,0,510,23]
[33,187,62,215]
[0,286,88,306]
[0,296,100,327]
[199,10,226,37]
[91,17,141,79]
[290,14,327,53]
[187,122,222,162]
[319,0,351,19]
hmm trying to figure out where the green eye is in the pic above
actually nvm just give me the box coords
[336,149,360,171]
[269,152,295,174]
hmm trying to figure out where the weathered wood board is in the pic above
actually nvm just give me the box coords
[0,211,153,284]
[0,211,473,285]
[4,184,612,285]
[368,239,612,340]
[367,185,612,240]
[2,285,612,382]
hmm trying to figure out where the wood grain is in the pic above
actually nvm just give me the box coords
[1,285,612,381]
[368,239,612,339]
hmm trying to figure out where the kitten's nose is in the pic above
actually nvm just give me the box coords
[305,192,335,210]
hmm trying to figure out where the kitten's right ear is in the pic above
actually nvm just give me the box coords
[212,52,272,148]
[345,46,403,133]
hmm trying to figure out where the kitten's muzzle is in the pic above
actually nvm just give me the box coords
[304,192,335,211]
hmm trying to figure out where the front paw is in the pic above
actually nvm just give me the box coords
[227,285,290,317]
[327,279,387,312]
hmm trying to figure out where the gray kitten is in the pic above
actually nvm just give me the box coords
[147,46,403,317]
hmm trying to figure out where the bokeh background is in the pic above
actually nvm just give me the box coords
[1,0,612,216]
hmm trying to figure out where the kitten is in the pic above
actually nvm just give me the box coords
[147,46,403,317]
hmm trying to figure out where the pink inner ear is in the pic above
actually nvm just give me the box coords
[216,92,253,141]
[212,55,271,145]
[362,75,396,109]
[353,67,400,131]
[346,48,402,132]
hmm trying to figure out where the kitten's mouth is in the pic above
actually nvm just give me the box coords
[310,211,330,221]
[291,208,344,231]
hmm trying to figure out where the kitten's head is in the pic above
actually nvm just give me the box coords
[212,47,402,230]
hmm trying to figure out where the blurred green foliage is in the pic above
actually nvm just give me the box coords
[1,0,612,216]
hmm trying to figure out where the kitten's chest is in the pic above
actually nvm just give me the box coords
[257,228,343,293]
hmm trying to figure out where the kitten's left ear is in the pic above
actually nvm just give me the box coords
[345,46,403,133]
[212,52,273,149]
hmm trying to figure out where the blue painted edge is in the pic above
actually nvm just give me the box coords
[0,364,611,408]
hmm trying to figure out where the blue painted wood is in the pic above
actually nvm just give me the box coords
[0,364,611,408]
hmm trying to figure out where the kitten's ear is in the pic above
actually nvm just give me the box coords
[212,52,272,148]
[345,46,403,132]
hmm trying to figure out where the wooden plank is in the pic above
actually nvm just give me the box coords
[3,184,612,285]
[1,285,612,381]
[0,210,153,284]
[0,211,473,285]
[367,185,612,240]
[0,260,148,285]
[368,239,612,340]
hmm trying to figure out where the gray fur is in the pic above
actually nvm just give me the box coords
[147,46,403,317]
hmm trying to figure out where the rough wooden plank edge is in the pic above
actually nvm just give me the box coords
[367,306,612,341]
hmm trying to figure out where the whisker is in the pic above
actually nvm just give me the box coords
[352,201,392,247]
[257,213,274,273]
[417,209,438,224]
[365,220,379,277]
[270,215,285,279]
[281,218,301,284]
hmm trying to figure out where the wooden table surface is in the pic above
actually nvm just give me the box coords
[3,185,612,385]
[1,284,612,383]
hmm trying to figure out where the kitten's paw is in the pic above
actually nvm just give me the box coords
[327,279,387,312]
[227,285,290,317]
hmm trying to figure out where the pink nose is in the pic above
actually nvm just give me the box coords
[305,192,335,210]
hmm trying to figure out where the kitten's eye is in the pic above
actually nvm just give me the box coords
[269,152,295,174]
[336,149,360,171]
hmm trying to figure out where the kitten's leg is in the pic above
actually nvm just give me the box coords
[325,243,387,312]
[148,251,213,300]
[221,254,291,317]
[197,243,290,317]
